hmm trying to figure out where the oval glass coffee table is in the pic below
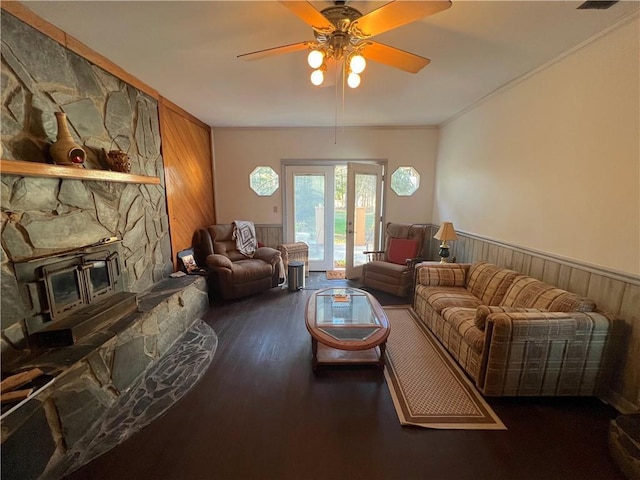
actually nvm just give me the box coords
[305,287,390,371]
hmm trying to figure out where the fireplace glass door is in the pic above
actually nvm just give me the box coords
[45,264,86,318]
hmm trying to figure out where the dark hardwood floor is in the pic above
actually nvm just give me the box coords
[67,274,623,480]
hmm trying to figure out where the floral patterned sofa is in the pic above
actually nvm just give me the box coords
[413,261,614,396]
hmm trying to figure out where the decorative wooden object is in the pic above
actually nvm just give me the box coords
[50,112,86,167]
[0,159,160,184]
[103,148,132,173]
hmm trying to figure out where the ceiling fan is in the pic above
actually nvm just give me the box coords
[238,1,452,88]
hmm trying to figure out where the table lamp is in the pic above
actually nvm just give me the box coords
[434,222,458,263]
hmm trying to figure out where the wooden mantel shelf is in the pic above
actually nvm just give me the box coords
[0,159,160,185]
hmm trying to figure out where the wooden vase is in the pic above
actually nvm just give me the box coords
[50,112,86,168]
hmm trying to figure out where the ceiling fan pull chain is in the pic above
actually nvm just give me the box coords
[334,65,339,145]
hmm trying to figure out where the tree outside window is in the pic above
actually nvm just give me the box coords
[250,166,279,196]
[390,166,420,196]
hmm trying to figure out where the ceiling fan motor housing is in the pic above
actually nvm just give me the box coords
[313,6,365,59]
[319,5,363,31]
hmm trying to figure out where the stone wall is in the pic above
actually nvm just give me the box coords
[0,12,173,360]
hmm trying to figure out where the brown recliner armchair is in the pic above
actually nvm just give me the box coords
[361,223,426,297]
[193,224,283,300]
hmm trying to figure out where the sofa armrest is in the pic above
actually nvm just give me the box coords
[193,228,215,265]
[474,305,548,330]
[254,246,281,265]
[415,263,470,287]
[205,254,233,270]
[479,311,613,396]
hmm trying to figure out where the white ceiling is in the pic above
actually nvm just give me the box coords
[23,1,639,128]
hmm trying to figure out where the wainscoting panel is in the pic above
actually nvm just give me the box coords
[426,224,640,412]
[255,225,283,249]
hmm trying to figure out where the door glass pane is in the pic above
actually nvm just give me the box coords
[294,174,325,262]
[334,166,347,269]
[353,172,377,268]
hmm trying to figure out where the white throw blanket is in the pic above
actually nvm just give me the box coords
[233,220,257,257]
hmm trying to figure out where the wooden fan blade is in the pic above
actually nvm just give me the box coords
[362,41,430,73]
[350,1,452,38]
[279,1,335,33]
[238,42,310,61]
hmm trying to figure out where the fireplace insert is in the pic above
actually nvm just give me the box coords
[13,240,137,348]
[42,251,119,321]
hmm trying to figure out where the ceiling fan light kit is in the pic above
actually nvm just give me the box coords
[307,49,325,69]
[310,68,325,86]
[239,1,452,88]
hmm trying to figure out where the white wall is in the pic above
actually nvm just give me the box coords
[434,17,640,276]
[212,127,439,226]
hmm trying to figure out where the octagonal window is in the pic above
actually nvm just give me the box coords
[250,166,279,196]
[390,166,420,196]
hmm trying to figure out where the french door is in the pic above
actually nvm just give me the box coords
[284,162,383,278]
[285,166,335,272]
[345,163,383,279]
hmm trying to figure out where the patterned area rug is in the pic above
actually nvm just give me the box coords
[383,306,506,430]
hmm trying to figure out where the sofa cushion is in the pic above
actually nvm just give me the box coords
[441,307,485,354]
[387,238,419,265]
[500,276,596,312]
[474,305,546,330]
[466,262,522,306]
[363,260,411,279]
[417,264,466,287]
[416,286,483,314]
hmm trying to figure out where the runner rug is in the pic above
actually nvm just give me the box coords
[383,306,506,430]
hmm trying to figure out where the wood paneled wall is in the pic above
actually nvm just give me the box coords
[159,98,215,268]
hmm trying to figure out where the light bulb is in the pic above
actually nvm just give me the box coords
[347,72,360,89]
[307,50,324,69]
[350,54,366,74]
[310,69,324,86]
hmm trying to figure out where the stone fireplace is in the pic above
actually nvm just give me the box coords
[1,11,214,479]
[12,239,136,351]
[1,10,174,369]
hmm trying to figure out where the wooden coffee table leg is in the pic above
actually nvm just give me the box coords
[378,342,387,370]
[311,337,318,372]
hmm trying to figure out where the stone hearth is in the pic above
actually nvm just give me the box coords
[0,275,212,480]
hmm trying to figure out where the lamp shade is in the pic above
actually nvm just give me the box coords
[434,222,458,242]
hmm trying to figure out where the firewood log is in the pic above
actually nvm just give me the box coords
[1,388,33,404]
[0,368,43,393]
